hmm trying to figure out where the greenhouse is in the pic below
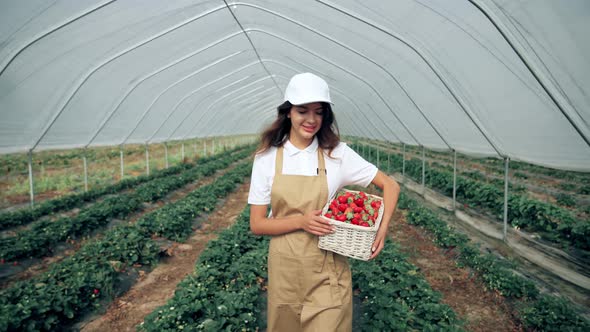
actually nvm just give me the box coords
[0,0,588,331]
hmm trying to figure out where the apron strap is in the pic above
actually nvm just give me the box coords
[275,146,284,175]
[317,148,326,176]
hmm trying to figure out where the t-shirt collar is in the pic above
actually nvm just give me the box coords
[284,137,319,156]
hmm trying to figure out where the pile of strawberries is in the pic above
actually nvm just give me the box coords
[324,190,381,227]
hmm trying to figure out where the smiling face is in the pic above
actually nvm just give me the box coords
[287,102,323,148]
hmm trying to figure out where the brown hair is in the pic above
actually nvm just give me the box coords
[255,101,340,157]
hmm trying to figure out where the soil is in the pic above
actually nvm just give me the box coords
[78,181,252,332]
[389,209,521,331]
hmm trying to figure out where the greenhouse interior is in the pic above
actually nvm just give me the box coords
[0,0,589,331]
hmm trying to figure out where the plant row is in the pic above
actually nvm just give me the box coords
[397,192,589,331]
[351,238,463,331]
[353,142,590,250]
[0,160,253,331]
[362,139,590,185]
[141,205,464,331]
[0,145,249,231]
[139,206,269,331]
[0,147,254,262]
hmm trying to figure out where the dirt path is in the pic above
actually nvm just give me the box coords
[353,183,521,331]
[388,209,521,331]
[78,181,251,332]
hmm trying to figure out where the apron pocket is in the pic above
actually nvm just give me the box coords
[304,252,343,307]
[268,252,301,303]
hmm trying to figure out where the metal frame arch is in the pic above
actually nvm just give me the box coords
[27,4,228,153]
[230,1,453,150]
[161,71,273,143]
[149,75,258,143]
[122,59,263,145]
[468,0,590,148]
[84,31,247,148]
[182,75,278,140]
[193,83,280,138]
[316,0,506,158]
[0,0,116,77]
[244,28,421,146]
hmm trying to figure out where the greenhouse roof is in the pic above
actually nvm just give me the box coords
[0,0,588,171]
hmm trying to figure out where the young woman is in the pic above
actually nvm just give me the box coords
[248,73,400,331]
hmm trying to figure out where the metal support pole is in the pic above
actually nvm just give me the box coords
[181,143,185,161]
[164,143,169,169]
[402,143,406,180]
[212,138,215,155]
[203,140,207,157]
[503,157,510,241]
[83,150,88,192]
[145,143,150,176]
[377,147,380,168]
[421,146,426,194]
[120,146,124,180]
[453,150,457,210]
[28,151,35,207]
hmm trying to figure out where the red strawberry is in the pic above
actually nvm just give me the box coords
[336,214,347,222]
[355,198,364,207]
[371,200,379,208]
[338,204,347,212]
[324,213,332,219]
[353,207,363,213]
[351,218,360,225]
[338,196,348,204]
[360,221,369,227]
[93,289,100,295]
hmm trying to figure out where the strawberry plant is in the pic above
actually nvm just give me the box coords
[399,192,588,331]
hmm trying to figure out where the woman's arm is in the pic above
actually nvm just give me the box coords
[250,205,335,236]
[368,170,400,259]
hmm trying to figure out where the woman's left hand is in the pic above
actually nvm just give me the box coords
[369,226,388,260]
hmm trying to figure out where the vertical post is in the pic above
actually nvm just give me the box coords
[145,143,150,176]
[211,138,215,155]
[421,145,426,194]
[503,157,510,241]
[83,149,88,192]
[452,149,457,210]
[377,147,380,168]
[203,140,207,157]
[28,150,35,207]
[120,145,124,180]
[181,143,185,162]
[164,143,169,169]
[402,143,406,180]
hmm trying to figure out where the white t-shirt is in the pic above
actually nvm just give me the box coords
[248,137,378,205]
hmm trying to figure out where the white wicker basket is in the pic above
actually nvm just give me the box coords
[318,190,385,261]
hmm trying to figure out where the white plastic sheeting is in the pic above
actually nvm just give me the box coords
[0,0,588,171]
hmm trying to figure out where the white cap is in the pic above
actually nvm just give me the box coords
[284,73,332,105]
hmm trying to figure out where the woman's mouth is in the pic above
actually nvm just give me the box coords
[302,125,316,133]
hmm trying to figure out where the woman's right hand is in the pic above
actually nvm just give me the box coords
[300,210,335,236]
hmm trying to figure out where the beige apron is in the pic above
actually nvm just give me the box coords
[267,146,352,332]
